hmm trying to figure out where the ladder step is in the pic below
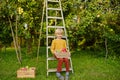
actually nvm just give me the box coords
[48,0,59,3]
[48,16,62,19]
[47,36,55,38]
[47,46,50,49]
[47,26,64,28]
[47,57,56,60]
[47,8,61,10]
[47,36,67,38]
[48,68,73,72]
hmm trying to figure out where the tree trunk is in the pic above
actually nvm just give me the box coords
[77,15,80,23]
[8,16,21,64]
[105,38,108,60]
[37,0,45,61]
[15,14,22,61]
[26,38,32,54]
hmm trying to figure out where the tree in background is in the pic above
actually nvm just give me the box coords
[0,0,120,58]
[63,0,120,56]
[0,0,44,52]
[0,0,44,63]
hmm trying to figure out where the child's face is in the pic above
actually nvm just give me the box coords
[56,33,62,39]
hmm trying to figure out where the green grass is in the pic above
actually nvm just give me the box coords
[0,47,120,80]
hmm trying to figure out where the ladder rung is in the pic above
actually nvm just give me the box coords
[47,26,64,28]
[48,16,62,19]
[47,46,50,49]
[47,57,56,60]
[47,36,55,38]
[47,36,67,38]
[47,8,61,11]
[48,68,73,72]
[48,0,59,3]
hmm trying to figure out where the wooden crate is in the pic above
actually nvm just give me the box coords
[55,52,70,58]
[17,67,36,78]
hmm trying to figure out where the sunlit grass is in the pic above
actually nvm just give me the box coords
[0,47,120,80]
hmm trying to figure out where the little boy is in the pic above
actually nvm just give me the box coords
[51,28,70,80]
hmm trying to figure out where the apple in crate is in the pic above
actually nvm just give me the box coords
[21,68,27,71]
[61,48,67,53]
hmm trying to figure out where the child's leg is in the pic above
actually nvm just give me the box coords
[56,58,64,80]
[64,58,70,80]
[63,58,70,72]
[54,55,64,72]
[57,58,64,72]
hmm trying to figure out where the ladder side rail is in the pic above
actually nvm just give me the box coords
[59,0,74,73]
[46,0,49,76]
[59,0,70,51]
[46,0,48,58]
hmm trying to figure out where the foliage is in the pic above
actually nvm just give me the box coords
[0,0,44,54]
[0,0,120,56]
[63,0,120,53]
[0,0,13,46]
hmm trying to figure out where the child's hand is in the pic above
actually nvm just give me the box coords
[69,52,71,57]
[53,51,56,54]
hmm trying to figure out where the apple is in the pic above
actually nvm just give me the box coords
[61,48,67,53]
[26,66,29,69]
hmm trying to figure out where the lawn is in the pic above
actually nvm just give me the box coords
[0,47,120,80]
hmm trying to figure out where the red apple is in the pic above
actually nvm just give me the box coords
[62,48,67,53]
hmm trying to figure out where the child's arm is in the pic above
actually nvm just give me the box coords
[50,40,55,54]
[64,40,67,49]
[64,40,71,57]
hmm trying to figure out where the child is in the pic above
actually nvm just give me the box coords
[51,28,70,80]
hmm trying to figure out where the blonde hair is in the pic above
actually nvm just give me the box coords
[55,28,63,34]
